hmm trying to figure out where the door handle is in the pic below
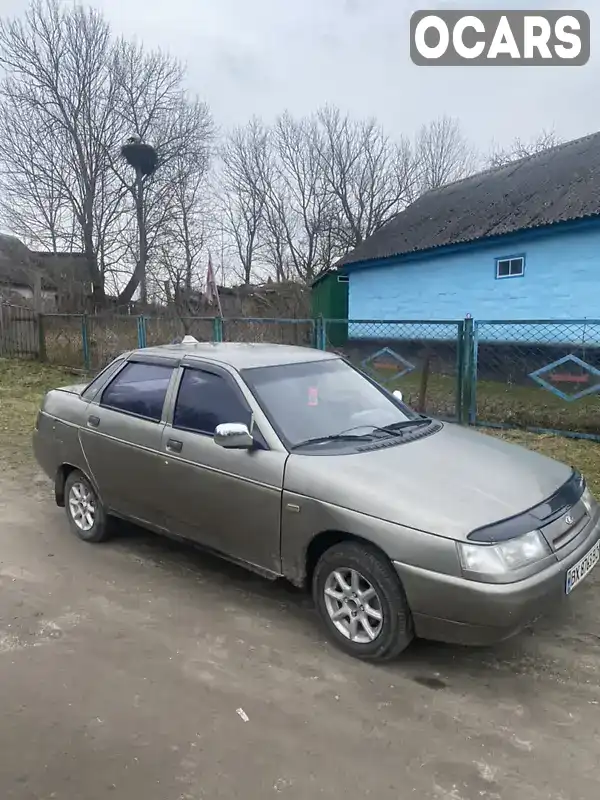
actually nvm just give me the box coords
[166,438,183,453]
[87,415,100,428]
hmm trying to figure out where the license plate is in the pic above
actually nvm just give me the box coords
[566,540,600,594]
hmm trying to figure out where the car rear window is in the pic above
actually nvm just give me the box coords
[101,362,174,422]
[82,358,126,401]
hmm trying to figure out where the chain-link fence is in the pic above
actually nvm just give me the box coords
[324,319,464,420]
[0,302,39,358]
[42,314,140,370]
[474,320,600,437]
[87,315,140,370]
[42,314,84,367]
[8,309,600,441]
[223,318,315,347]
[144,316,214,347]
[38,314,316,368]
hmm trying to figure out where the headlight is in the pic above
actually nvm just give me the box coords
[581,484,595,516]
[457,531,551,576]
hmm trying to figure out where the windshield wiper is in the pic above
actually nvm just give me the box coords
[372,418,433,435]
[291,432,374,450]
[291,419,433,450]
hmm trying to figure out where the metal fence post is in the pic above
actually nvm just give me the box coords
[315,316,326,350]
[81,314,91,371]
[309,319,317,349]
[455,321,465,423]
[212,317,223,343]
[459,316,477,425]
[468,321,479,425]
[137,315,147,349]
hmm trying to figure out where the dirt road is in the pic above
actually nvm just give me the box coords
[1,467,599,800]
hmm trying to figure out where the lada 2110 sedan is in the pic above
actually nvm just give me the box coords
[33,339,600,660]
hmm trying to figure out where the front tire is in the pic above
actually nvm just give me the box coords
[313,542,413,660]
[64,470,111,543]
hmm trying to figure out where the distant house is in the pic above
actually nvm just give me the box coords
[0,234,92,312]
[337,132,600,341]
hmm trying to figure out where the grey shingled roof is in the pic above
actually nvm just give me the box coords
[0,234,91,290]
[338,131,600,268]
[0,233,45,288]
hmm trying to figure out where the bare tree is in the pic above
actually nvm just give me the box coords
[0,100,72,251]
[488,130,562,168]
[106,42,213,305]
[316,106,416,252]
[167,156,209,296]
[0,1,213,308]
[0,0,121,303]
[414,115,477,195]
[257,112,335,283]
[218,119,268,285]
[218,108,421,283]
[151,137,211,317]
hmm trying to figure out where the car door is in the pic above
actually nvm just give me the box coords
[160,362,286,574]
[80,357,177,528]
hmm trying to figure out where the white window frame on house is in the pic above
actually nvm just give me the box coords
[495,255,525,279]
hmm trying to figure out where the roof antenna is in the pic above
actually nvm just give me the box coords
[181,335,199,345]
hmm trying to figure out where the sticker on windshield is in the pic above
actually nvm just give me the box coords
[308,387,319,406]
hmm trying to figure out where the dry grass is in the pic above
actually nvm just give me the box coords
[1,358,599,494]
[0,359,80,465]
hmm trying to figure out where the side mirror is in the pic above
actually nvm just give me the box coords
[214,422,254,450]
[393,390,403,403]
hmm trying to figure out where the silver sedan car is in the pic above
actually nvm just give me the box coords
[33,339,600,660]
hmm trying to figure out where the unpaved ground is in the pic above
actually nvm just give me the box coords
[1,467,600,800]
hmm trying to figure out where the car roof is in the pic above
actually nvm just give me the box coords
[130,341,339,370]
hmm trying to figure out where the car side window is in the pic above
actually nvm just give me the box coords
[173,368,251,435]
[101,362,174,422]
[82,358,126,401]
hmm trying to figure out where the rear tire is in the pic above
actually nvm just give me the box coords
[64,470,111,543]
[313,541,413,661]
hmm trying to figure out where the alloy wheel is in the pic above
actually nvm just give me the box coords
[68,481,96,532]
[323,568,384,643]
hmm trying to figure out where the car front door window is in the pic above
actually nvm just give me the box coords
[173,368,252,434]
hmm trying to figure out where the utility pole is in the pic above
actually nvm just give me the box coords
[121,136,158,307]
[135,167,147,304]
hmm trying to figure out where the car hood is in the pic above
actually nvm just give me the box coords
[283,423,572,541]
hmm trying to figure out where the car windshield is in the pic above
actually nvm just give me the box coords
[243,358,417,449]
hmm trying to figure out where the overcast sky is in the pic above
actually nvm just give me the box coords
[2,0,599,152]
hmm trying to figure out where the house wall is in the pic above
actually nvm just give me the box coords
[348,221,600,343]
[1,286,58,311]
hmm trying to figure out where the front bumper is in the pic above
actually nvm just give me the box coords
[393,515,600,647]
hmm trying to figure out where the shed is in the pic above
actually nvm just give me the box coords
[311,269,349,346]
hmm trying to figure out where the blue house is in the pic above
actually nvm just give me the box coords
[338,131,600,345]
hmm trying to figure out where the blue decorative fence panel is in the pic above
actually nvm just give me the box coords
[324,319,465,421]
[473,320,600,439]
